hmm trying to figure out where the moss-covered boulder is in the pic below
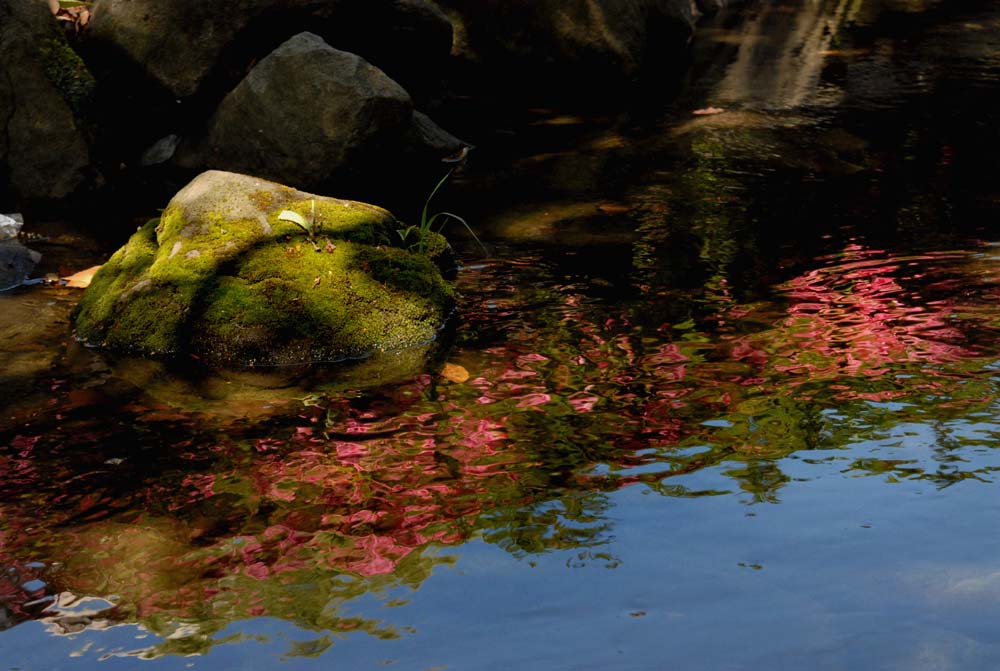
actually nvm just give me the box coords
[74,171,454,366]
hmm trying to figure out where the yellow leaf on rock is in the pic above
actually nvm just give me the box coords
[441,363,470,384]
[63,265,101,288]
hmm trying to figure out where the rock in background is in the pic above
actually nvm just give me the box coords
[0,0,97,204]
[83,0,454,100]
[0,0,732,213]
[175,33,463,192]
[439,0,727,92]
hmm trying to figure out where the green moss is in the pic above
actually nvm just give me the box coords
[74,221,157,344]
[74,221,202,354]
[104,285,194,354]
[196,240,453,365]
[269,199,398,246]
[357,244,454,306]
[74,173,456,366]
[248,189,277,211]
[37,37,95,120]
[421,231,450,259]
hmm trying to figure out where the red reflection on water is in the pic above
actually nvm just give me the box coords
[762,246,975,389]
[0,244,996,640]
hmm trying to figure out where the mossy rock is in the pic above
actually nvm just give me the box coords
[74,171,454,366]
[37,37,95,121]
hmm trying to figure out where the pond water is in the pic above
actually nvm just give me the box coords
[3,0,1000,669]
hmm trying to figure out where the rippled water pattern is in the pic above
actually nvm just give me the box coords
[2,0,1000,669]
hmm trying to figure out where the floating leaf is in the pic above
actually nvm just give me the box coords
[596,203,630,215]
[63,265,101,289]
[441,363,470,384]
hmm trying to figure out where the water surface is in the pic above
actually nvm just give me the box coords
[2,0,1000,669]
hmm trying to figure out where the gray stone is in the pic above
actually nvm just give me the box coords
[0,240,42,292]
[0,213,23,240]
[139,134,181,166]
[178,33,463,191]
[411,111,465,158]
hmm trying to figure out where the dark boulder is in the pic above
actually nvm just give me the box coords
[0,0,96,203]
[84,0,453,100]
[175,33,463,192]
[439,0,726,89]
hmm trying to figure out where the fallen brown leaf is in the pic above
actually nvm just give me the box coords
[441,362,470,384]
[441,145,472,164]
[818,48,871,57]
[63,265,100,288]
[597,203,630,215]
[54,6,91,32]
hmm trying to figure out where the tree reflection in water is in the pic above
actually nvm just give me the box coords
[1,236,998,657]
[1,0,999,658]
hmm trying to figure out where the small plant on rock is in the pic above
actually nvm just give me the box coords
[398,170,486,256]
[278,199,322,251]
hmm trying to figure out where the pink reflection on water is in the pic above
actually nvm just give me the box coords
[0,246,997,633]
[768,245,974,379]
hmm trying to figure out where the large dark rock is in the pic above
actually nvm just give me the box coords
[440,0,723,87]
[0,0,96,202]
[176,32,463,192]
[85,0,453,99]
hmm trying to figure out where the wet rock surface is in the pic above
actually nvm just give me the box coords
[0,241,41,292]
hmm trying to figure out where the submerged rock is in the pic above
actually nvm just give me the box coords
[73,171,454,366]
[177,32,464,191]
[0,240,42,292]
